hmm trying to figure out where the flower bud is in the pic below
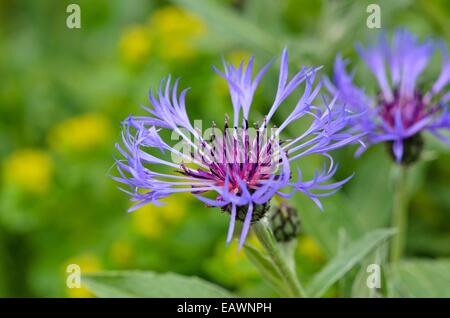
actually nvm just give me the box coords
[270,202,301,242]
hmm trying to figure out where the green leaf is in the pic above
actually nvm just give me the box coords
[243,243,286,295]
[345,152,393,234]
[83,271,235,298]
[293,191,361,256]
[387,259,450,298]
[306,228,396,297]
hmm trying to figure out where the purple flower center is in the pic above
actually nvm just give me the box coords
[379,89,427,129]
[179,116,281,199]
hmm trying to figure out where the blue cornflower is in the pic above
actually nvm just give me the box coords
[327,29,450,164]
[114,49,362,248]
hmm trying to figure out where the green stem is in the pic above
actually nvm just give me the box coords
[390,166,408,263]
[252,219,305,297]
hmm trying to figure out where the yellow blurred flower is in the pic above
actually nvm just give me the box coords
[48,113,112,152]
[109,239,134,267]
[204,235,260,288]
[149,6,206,61]
[64,254,102,298]
[227,49,251,67]
[297,236,324,262]
[159,195,188,225]
[119,25,152,66]
[212,73,229,98]
[132,205,163,239]
[3,149,53,194]
[131,194,188,239]
[223,240,248,266]
[224,234,260,266]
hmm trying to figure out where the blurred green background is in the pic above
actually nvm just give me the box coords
[0,0,449,297]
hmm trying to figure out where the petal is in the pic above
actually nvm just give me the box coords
[393,139,404,163]
[226,204,237,244]
[238,203,253,250]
